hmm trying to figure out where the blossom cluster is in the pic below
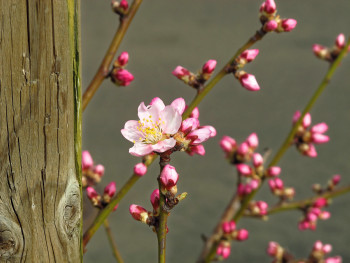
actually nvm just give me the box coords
[292,111,329,158]
[216,221,249,260]
[313,33,350,62]
[82,150,105,187]
[298,197,331,231]
[121,97,215,157]
[110,51,134,86]
[259,0,297,33]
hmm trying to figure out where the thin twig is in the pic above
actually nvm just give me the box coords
[82,0,143,111]
[104,219,125,263]
[198,37,350,263]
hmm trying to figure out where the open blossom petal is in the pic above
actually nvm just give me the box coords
[138,102,161,125]
[121,124,143,143]
[151,138,177,152]
[129,143,154,157]
[188,128,211,144]
[171,98,186,115]
[160,106,182,134]
[150,97,165,112]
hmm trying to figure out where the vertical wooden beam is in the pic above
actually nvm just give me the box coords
[0,0,82,262]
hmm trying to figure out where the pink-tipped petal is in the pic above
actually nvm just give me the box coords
[82,151,94,170]
[104,182,116,198]
[311,122,328,134]
[181,118,200,133]
[202,59,217,74]
[311,133,330,144]
[187,128,212,145]
[150,97,165,111]
[171,98,186,115]
[239,73,260,91]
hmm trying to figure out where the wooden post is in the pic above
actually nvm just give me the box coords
[0,0,82,262]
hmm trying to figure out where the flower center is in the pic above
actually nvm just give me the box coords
[137,115,164,144]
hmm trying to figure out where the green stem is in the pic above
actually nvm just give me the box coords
[104,219,125,263]
[268,37,350,167]
[200,38,350,263]
[157,154,171,263]
[183,29,266,120]
[83,154,157,248]
[82,0,143,111]
[267,184,350,215]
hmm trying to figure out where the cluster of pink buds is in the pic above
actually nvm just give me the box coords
[110,51,134,86]
[220,133,259,163]
[238,179,260,196]
[172,59,217,89]
[173,102,216,156]
[259,0,297,33]
[269,177,295,200]
[313,174,341,195]
[216,221,249,260]
[86,182,118,210]
[292,111,329,158]
[129,166,187,230]
[310,241,342,263]
[248,200,269,216]
[111,0,129,15]
[82,151,105,187]
[313,33,349,62]
[298,197,330,231]
[233,49,260,91]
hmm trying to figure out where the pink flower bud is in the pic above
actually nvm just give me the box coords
[113,204,119,211]
[236,164,253,176]
[311,133,330,144]
[202,59,217,74]
[240,49,260,63]
[216,243,231,259]
[160,164,179,190]
[298,220,310,230]
[117,51,129,66]
[325,256,342,263]
[82,151,94,170]
[332,174,341,185]
[171,98,186,115]
[323,244,332,254]
[104,182,116,198]
[305,144,317,158]
[256,201,268,213]
[222,221,236,234]
[264,0,276,14]
[267,241,280,257]
[93,164,105,177]
[187,127,212,145]
[264,20,278,32]
[246,133,259,149]
[302,113,312,128]
[307,212,318,222]
[237,142,250,155]
[181,118,200,133]
[267,166,281,177]
[113,68,134,86]
[172,66,191,79]
[335,33,345,49]
[201,125,217,137]
[129,204,149,223]
[320,211,331,220]
[190,107,200,119]
[236,229,249,241]
[313,240,323,251]
[313,197,328,208]
[313,44,329,59]
[150,189,160,212]
[119,0,129,11]
[239,73,260,91]
[188,145,206,156]
[250,179,260,190]
[220,136,237,153]
[134,163,147,176]
[252,153,263,167]
[237,183,246,196]
[86,186,98,199]
[311,122,328,134]
[281,19,297,32]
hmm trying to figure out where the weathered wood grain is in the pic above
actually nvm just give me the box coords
[0,0,82,262]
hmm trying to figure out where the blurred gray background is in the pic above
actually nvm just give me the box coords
[82,0,350,262]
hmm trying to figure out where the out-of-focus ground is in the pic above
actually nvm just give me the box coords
[82,1,350,262]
